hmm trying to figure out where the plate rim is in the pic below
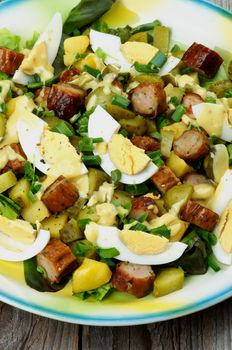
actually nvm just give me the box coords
[0,0,232,326]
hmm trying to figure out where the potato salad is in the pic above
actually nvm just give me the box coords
[1,0,232,301]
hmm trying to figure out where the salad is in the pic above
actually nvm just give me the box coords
[0,0,232,302]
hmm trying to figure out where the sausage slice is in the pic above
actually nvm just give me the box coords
[130,82,167,118]
[131,135,160,153]
[36,238,77,283]
[47,83,86,120]
[182,43,223,78]
[180,200,219,231]
[182,92,204,117]
[182,172,209,185]
[60,68,80,82]
[151,166,179,194]
[173,130,210,162]
[41,176,79,213]
[111,262,155,298]
[0,48,24,75]
[130,196,157,221]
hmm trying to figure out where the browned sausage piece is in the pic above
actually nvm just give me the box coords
[41,176,79,213]
[131,135,160,153]
[111,262,155,298]
[182,43,223,78]
[47,83,86,120]
[130,82,167,118]
[182,172,209,185]
[0,143,26,175]
[180,200,219,231]
[182,92,204,117]
[0,48,24,75]
[173,130,210,162]
[36,238,77,283]
[151,165,179,194]
[129,196,157,221]
[60,68,80,82]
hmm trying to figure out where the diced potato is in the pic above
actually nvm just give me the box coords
[212,144,229,183]
[153,267,184,297]
[0,171,17,193]
[74,53,105,71]
[164,184,193,210]
[162,122,187,140]
[21,199,50,224]
[164,84,184,101]
[72,258,112,293]
[77,206,100,226]
[88,168,110,196]
[166,151,193,178]
[41,213,68,239]
[8,178,31,207]
[191,183,215,200]
[121,42,158,64]
[64,36,90,66]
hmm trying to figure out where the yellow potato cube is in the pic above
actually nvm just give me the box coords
[74,53,105,71]
[8,178,31,207]
[166,151,193,178]
[41,213,68,239]
[21,199,50,224]
[121,41,158,64]
[162,122,187,140]
[72,258,112,293]
[0,170,17,193]
[64,36,90,66]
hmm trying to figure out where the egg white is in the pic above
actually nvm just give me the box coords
[17,115,50,174]
[86,224,187,265]
[0,229,50,262]
[89,29,131,72]
[88,105,158,184]
[13,12,62,85]
[158,56,180,77]
[210,170,232,265]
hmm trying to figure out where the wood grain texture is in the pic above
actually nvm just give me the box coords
[0,1,232,349]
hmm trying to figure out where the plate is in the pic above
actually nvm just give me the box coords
[0,0,232,326]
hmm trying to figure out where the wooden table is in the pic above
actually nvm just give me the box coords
[1,0,232,349]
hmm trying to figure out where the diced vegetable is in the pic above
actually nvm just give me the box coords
[88,168,110,196]
[8,178,31,208]
[0,171,17,193]
[164,184,193,210]
[77,206,100,227]
[72,258,112,293]
[21,199,50,224]
[160,129,174,158]
[166,151,193,178]
[119,116,147,136]
[106,104,136,121]
[60,218,83,243]
[153,267,184,297]
[41,213,68,239]
[128,32,148,43]
[153,26,170,54]
[0,113,6,140]
[162,122,187,140]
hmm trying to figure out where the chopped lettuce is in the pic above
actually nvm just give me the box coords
[25,31,40,49]
[75,283,113,301]
[0,28,21,51]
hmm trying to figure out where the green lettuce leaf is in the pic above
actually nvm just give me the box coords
[0,28,21,51]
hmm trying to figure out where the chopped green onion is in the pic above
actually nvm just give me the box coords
[205,96,217,104]
[149,131,161,141]
[156,113,171,131]
[150,51,167,68]
[45,75,59,87]
[111,169,122,187]
[169,96,180,107]
[0,102,7,113]
[225,89,232,98]
[96,247,120,259]
[131,19,161,34]
[92,137,104,143]
[118,72,131,84]
[133,61,159,74]
[25,92,35,99]
[73,28,81,36]
[0,194,20,219]
[0,72,9,80]
[180,67,195,75]
[150,224,171,238]
[209,135,220,145]
[27,82,43,89]
[77,218,91,230]
[28,190,38,203]
[119,129,128,137]
[171,44,181,52]
[70,113,81,124]
[208,253,221,272]
[125,183,149,196]
[137,212,148,223]
[79,137,94,152]
[34,74,41,83]
[95,47,107,60]
[227,144,232,166]
[81,155,101,166]
[147,150,164,168]
[171,104,187,122]
[52,120,75,137]
[84,65,102,79]
[130,222,148,232]
[72,240,93,257]
[75,52,87,60]
[111,94,130,109]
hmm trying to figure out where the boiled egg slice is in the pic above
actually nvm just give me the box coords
[210,169,232,265]
[88,106,158,184]
[85,223,187,265]
[192,103,232,142]
[17,115,50,174]
[89,29,132,72]
[0,229,50,262]
[13,12,62,85]
[158,56,180,76]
